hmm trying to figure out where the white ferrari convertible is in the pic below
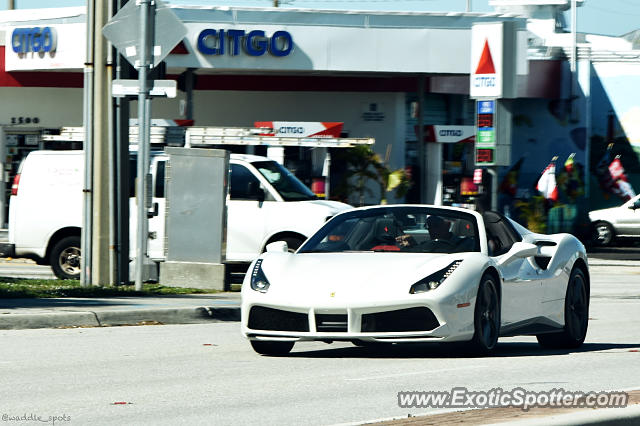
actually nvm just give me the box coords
[241,205,590,356]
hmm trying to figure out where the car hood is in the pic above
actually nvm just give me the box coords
[258,252,469,302]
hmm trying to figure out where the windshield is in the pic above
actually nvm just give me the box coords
[299,206,480,254]
[252,161,317,201]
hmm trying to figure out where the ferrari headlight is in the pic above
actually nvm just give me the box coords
[409,260,462,294]
[250,259,270,293]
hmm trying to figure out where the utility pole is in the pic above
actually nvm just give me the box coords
[92,0,112,286]
[273,0,279,6]
[8,0,15,10]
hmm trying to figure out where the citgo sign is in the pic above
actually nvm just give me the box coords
[11,27,57,53]
[197,29,293,57]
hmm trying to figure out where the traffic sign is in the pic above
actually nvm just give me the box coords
[102,0,187,68]
[112,79,177,98]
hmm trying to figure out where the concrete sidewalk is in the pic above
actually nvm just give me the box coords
[0,292,241,330]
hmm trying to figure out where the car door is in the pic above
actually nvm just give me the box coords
[225,162,272,262]
[484,213,542,327]
[147,157,166,260]
[128,154,167,261]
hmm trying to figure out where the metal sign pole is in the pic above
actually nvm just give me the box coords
[135,0,152,291]
[81,0,96,287]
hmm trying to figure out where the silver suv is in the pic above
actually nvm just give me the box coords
[589,194,640,246]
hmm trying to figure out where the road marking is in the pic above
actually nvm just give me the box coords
[345,365,482,382]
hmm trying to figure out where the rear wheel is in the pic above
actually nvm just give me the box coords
[592,221,614,246]
[537,267,589,349]
[50,236,81,280]
[468,274,500,355]
[250,340,294,356]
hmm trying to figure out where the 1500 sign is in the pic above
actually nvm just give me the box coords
[11,117,40,125]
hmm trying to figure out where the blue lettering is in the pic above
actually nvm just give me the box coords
[269,30,293,57]
[278,127,305,134]
[197,28,293,57]
[197,29,218,55]
[474,76,496,88]
[227,30,245,56]
[245,30,268,56]
[11,27,57,54]
[218,30,225,55]
[42,27,55,52]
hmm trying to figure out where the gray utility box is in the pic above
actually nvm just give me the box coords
[159,147,229,290]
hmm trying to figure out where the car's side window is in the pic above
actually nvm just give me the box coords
[229,164,262,200]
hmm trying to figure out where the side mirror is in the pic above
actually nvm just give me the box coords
[247,182,266,203]
[497,242,538,266]
[266,241,289,253]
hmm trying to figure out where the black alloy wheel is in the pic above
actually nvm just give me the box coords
[592,221,614,246]
[50,236,81,280]
[537,267,589,349]
[468,274,500,355]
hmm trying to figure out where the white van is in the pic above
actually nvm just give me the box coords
[8,150,351,279]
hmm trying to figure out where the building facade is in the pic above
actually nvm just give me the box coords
[1,2,638,236]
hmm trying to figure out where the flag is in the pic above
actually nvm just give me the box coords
[609,156,636,200]
[595,144,621,199]
[537,161,558,201]
[499,157,524,197]
[564,153,575,173]
[557,153,584,201]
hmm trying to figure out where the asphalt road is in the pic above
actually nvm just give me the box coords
[1,264,639,425]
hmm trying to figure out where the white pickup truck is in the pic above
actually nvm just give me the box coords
[8,150,351,279]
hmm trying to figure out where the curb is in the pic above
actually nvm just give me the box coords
[487,404,640,425]
[0,306,240,330]
[588,259,639,266]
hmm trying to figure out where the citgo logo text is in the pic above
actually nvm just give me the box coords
[12,27,57,54]
[197,29,293,57]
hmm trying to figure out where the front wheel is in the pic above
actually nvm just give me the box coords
[50,236,81,280]
[250,340,294,356]
[537,267,589,349]
[468,274,500,355]
[592,221,614,246]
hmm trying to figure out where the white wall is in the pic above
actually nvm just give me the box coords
[0,87,83,128]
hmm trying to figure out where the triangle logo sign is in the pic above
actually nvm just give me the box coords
[475,39,496,74]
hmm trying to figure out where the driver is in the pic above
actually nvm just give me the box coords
[397,215,457,253]
[427,215,453,242]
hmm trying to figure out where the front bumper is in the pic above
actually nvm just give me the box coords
[241,299,475,343]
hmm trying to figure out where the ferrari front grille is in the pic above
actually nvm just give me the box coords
[315,314,348,332]
[361,307,439,332]
[248,306,309,332]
